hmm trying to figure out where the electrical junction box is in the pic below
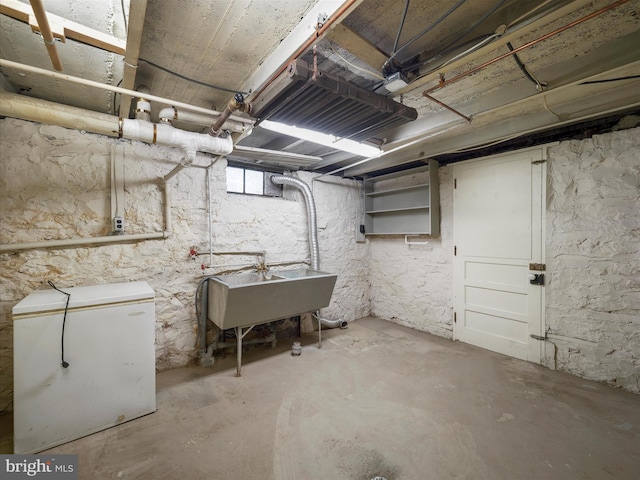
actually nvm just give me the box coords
[113,216,124,233]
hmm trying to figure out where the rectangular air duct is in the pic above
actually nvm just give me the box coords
[251,59,418,142]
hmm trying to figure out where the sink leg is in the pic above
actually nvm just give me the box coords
[236,326,242,377]
[317,312,322,349]
[234,325,255,377]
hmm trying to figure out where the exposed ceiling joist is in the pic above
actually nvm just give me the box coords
[0,0,126,55]
[118,0,148,117]
[28,0,63,71]
[243,0,365,102]
[327,23,388,70]
[392,0,596,97]
[343,63,640,176]
[381,29,640,149]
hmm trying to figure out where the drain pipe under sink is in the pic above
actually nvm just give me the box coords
[270,175,347,330]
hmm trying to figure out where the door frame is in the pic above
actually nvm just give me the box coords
[452,145,550,363]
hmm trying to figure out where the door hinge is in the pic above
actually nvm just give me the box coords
[531,159,546,165]
[454,312,457,323]
[454,245,457,256]
[454,178,457,189]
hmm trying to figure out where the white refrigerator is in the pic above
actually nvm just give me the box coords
[13,281,156,454]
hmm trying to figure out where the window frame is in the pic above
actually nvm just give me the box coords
[226,163,284,197]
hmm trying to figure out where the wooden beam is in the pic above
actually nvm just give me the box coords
[29,0,63,71]
[327,23,388,71]
[118,0,148,117]
[0,0,125,55]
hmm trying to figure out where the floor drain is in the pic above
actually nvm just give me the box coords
[370,477,388,480]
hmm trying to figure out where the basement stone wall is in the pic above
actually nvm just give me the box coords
[0,118,369,412]
[368,129,639,394]
[369,165,455,338]
[545,127,640,393]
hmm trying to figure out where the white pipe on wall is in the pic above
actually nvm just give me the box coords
[0,232,168,252]
[164,181,173,236]
[0,173,175,252]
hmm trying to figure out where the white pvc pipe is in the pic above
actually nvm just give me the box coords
[0,177,174,252]
[158,107,249,134]
[164,181,172,236]
[0,59,253,126]
[163,151,195,182]
[0,232,168,252]
[135,99,152,122]
[121,119,233,155]
[1,93,234,158]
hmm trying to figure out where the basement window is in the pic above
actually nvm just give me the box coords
[226,166,283,197]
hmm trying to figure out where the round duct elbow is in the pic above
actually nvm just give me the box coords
[320,317,348,329]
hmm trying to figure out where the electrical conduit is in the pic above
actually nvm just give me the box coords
[270,175,347,329]
[0,94,233,252]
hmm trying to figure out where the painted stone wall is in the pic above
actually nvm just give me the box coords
[545,127,640,392]
[369,166,454,338]
[368,129,639,393]
[0,118,369,412]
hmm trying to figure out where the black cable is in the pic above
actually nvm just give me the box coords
[112,78,123,115]
[402,0,508,74]
[384,0,468,72]
[393,0,411,54]
[580,75,640,85]
[120,0,128,33]
[507,42,545,90]
[48,281,71,368]
[139,58,249,95]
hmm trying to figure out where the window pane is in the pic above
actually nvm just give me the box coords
[227,167,244,193]
[245,169,264,195]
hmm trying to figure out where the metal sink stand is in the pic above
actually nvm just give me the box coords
[234,325,255,377]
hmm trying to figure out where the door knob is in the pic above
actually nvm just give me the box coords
[528,273,545,285]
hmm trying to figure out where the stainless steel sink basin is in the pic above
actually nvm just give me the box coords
[207,268,337,329]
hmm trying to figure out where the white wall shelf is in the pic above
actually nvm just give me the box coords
[363,160,439,236]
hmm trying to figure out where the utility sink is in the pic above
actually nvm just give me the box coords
[207,268,337,330]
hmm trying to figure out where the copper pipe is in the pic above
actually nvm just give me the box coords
[423,0,630,96]
[250,0,358,103]
[29,0,62,71]
[208,93,250,137]
[423,94,471,122]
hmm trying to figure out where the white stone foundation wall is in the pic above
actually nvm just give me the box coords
[1,117,638,413]
[368,130,639,393]
[0,118,369,411]
[545,128,640,392]
[369,165,454,338]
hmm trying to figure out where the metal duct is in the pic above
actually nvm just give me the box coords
[251,59,418,142]
[270,175,347,330]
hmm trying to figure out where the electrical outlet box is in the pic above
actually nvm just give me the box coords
[113,216,124,233]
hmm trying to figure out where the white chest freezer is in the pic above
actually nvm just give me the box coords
[13,281,156,454]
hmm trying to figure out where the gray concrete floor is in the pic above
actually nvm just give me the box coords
[2,317,639,479]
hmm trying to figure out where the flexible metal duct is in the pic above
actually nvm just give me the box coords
[271,175,347,329]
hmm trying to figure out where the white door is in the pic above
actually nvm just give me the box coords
[453,148,545,363]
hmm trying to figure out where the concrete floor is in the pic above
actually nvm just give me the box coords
[2,317,639,479]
